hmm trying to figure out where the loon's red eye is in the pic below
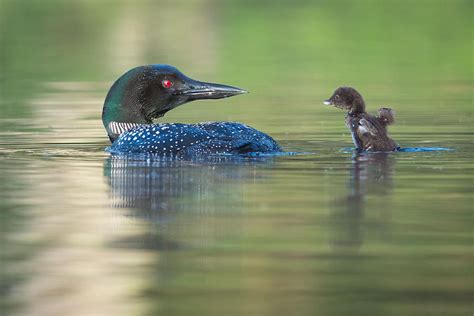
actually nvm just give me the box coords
[162,79,173,89]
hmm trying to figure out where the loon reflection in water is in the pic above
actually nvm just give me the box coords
[103,155,274,249]
[329,153,395,251]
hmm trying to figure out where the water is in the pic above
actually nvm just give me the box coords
[0,1,472,315]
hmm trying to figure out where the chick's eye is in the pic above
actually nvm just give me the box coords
[162,79,173,89]
[335,95,340,100]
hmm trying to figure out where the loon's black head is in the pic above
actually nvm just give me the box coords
[102,64,247,141]
[324,87,366,114]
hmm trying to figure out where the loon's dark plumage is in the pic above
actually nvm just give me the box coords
[324,87,399,152]
[102,65,281,156]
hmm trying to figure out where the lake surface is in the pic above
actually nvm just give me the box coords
[0,1,472,315]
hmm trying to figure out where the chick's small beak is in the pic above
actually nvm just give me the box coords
[324,99,333,105]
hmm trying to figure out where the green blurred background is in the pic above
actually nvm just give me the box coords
[1,0,472,130]
[0,1,472,316]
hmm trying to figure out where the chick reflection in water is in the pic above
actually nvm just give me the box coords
[330,153,395,251]
[103,155,271,250]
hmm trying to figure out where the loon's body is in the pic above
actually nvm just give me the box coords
[324,87,399,152]
[102,65,281,156]
[108,121,280,156]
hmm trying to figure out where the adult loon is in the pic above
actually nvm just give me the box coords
[102,65,281,156]
[324,87,399,152]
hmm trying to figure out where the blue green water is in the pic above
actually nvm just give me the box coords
[0,1,472,315]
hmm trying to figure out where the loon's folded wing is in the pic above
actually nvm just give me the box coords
[357,118,379,137]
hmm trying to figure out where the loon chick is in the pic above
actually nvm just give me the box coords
[102,65,281,156]
[324,87,399,152]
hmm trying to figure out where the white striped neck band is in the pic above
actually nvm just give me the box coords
[108,121,144,136]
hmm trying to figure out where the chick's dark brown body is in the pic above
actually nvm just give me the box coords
[346,111,398,152]
[325,87,399,152]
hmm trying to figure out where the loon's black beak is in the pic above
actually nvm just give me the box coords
[178,79,248,100]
